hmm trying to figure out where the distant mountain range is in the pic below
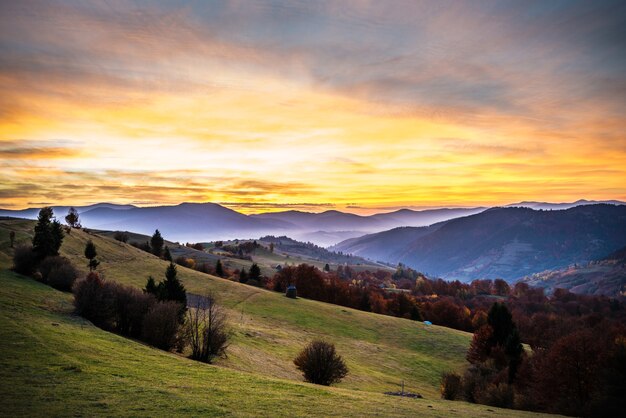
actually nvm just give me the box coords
[331,204,626,282]
[0,203,485,245]
[0,199,623,249]
[505,199,626,210]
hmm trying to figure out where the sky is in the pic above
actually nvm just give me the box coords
[1,0,625,214]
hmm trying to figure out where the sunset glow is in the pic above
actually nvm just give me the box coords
[1,1,625,213]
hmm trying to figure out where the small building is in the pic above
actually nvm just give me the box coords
[286,284,297,299]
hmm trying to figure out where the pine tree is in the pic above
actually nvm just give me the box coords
[144,276,158,295]
[324,263,330,272]
[33,207,63,260]
[84,240,99,271]
[162,262,187,306]
[239,268,248,283]
[249,263,261,281]
[215,260,224,277]
[150,229,164,257]
[163,246,172,261]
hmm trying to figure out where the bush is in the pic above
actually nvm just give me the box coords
[72,272,117,330]
[441,372,463,400]
[12,245,38,276]
[185,294,229,363]
[475,382,514,409]
[111,283,156,338]
[113,231,129,242]
[39,256,80,291]
[293,340,348,385]
[175,256,195,269]
[141,301,182,351]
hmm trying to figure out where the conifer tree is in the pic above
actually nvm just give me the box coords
[84,240,99,271]
[249,263,261,281]
[163,246,172,261]
[215,260,224,277]
[32,207,63,260]
[150,229,164,257]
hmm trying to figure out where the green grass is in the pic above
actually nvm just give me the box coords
[0,218,554,416]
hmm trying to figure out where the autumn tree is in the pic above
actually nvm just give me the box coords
[150,229,164,257]
[294,340,348,386]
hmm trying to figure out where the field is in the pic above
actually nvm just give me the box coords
[0,218,553,416]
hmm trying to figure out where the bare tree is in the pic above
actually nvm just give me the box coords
[185,293,229,363]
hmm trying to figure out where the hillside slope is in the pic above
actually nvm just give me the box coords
[0,218,469,397]
[333,205,626,282]
[1,269,555,417]
[520,245,626,297]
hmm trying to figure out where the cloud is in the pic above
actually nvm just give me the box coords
[0,1,625,211]
[0,140,85,159]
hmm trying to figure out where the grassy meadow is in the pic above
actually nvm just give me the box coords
[0,218,555,416]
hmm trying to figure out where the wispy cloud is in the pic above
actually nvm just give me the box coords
[0,1,625,211]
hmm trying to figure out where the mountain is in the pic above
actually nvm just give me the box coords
[333,204,626,282]
[506,199,625,211]
[0,203,135,220]
[0,203,484,245]
[0,203,293,243]
[330,224,444,263]
[251,209,387,231]
[251,207,485,245]
[519,245,626,297]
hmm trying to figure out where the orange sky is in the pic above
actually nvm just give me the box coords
[1,1,625,213]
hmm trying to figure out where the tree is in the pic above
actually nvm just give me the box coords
[487,303,515,347]
[504,327,523,382]
[163,246,172,261]
[239,268,248,284]
[185,293,229,363]
[32,207,63,260]
[162,262,187,309]
[84,240,99,271]
[249,263,261,281]
[51,220,64,254]
[467,325,494,364]
[144,276,158,295]
[269,242,274,253]
[65,207,80,230]
[324,263,330,272]
[9,231,15,248]
[293,340,348,386]
[150,229,164,257]
[215,260,224,277]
